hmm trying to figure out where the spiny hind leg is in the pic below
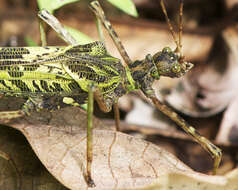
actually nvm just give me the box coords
[89,1,132,66]
[149,95,222,174]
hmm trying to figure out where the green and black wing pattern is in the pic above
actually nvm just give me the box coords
[63,41,128,99]
[0,42,127,101]
[0,46,86,97]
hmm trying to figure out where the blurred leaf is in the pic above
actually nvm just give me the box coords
[37,0,138,16]
[24,36,38,47]
[165,26,238,117]
[64,25,93,44]
[80,103,88,111]
[106,0,138,17]
[37,0,80,13]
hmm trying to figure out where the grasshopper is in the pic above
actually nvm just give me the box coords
[0,0,222,187]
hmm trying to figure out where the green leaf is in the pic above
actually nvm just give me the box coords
[37,0,80,13]
[80,104,88,111]
[106,0,138,17]
[24,36,38,46]
[64,25,93,44]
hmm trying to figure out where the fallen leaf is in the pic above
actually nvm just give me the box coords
[1,107,194,189]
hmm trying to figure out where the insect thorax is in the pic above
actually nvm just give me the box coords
[128,54,159,96]
[62,53,134,104]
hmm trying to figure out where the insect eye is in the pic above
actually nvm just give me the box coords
[162,47,172,53]
[172,64,181,73]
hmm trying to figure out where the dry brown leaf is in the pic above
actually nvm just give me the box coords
[1,107,194,189]
[2,110,238,190]
[2,106,237,189]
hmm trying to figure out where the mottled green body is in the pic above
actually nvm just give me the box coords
[0,42,135,106]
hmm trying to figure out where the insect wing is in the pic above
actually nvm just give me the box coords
[0,46,66,65]
[0,46,80,96]
[64,41,108,58]
[62,42,124,94]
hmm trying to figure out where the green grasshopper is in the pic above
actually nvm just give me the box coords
[0,0,222,187]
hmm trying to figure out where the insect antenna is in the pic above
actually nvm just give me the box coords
[160,0,183,61]
[179,0,183,53]
[178,0,185,63]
